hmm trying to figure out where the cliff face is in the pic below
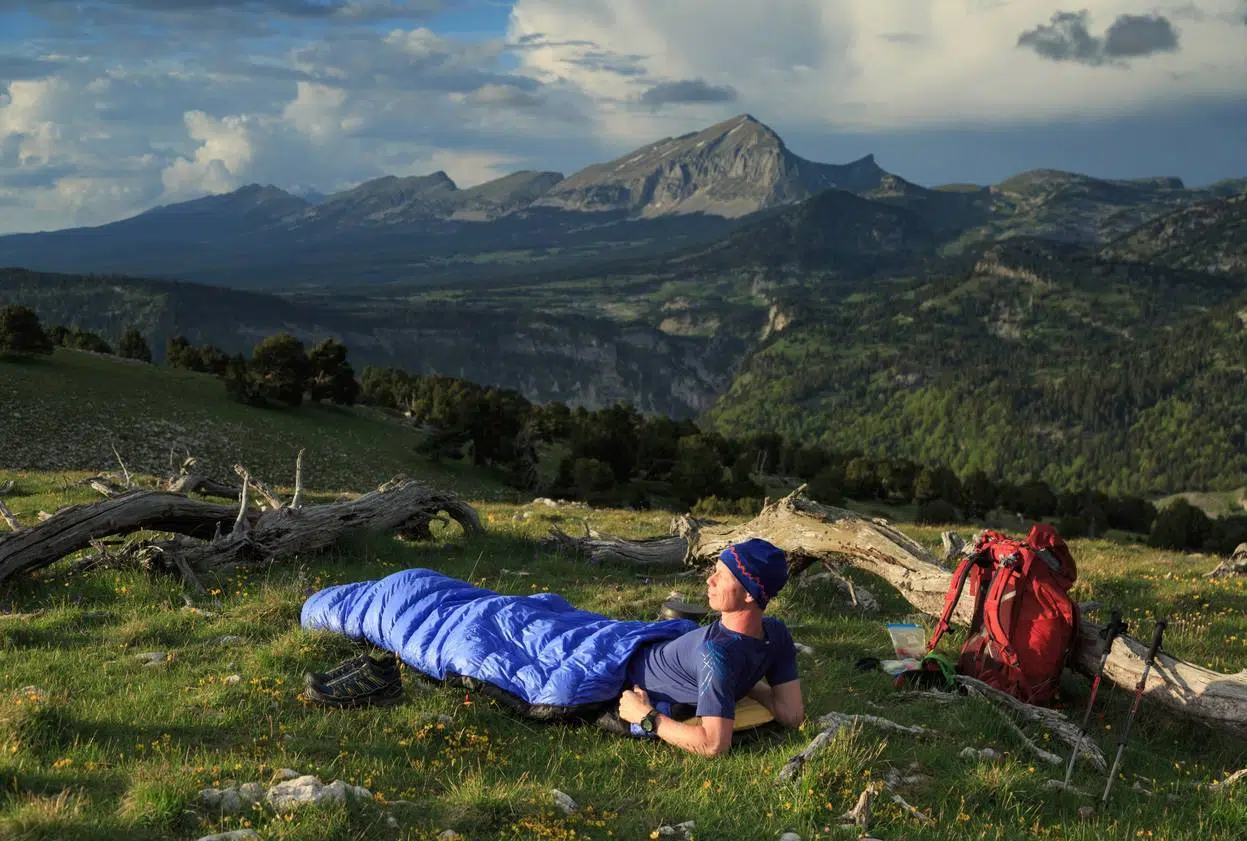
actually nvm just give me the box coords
[531,114,887,218]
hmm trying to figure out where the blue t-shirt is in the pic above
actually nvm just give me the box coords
[625,616,799,719]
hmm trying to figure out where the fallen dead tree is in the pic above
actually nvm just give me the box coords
[548,487,1247,737]
[0,462,482,587]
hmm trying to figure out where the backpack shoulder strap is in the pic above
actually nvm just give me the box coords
[928,551,983,652]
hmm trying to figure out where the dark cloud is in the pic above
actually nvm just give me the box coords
[1017,10,1180,66]
[567,50,648,77]
[638,79,738,108]
[1103,14,1179,56]
[1017,11,1104,64]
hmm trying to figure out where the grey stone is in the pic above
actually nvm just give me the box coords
[778,834,803,841]
[218,788,243,815]
[652,821,695,839]
[213,635,245,646]
[199,788,223,809]
[551,789,579,815]
[224,674,242,685]
[196,831,259,841]
[438,831,464,841]
[136,651,169,666]
[272,768,301,782]
[265,774,372,811]
[237,782,264,805]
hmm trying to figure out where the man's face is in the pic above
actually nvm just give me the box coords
[706,560,751,612]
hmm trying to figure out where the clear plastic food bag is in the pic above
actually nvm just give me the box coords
[886,622,927,659]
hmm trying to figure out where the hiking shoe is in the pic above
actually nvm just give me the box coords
[303,657,404,708]
[304,651,396,688]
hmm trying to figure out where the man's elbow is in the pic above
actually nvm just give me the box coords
[702,740,731,757]
[777,707,804,729]
[779,713,804,729]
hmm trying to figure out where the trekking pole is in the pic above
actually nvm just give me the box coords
[1063,609,1129,788]
[1101,617,1167,805]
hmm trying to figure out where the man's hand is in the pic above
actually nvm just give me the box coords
[618,686,653,724]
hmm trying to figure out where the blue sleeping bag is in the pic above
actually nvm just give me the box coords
[300,568,697,712]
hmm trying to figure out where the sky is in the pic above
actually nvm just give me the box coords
[0,0,1244,234]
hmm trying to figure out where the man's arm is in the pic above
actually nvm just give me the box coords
[747,679,804,728]
[652,713,734,757]
[618,687,733,757]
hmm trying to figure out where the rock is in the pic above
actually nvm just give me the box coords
[551,789,579,815]
[385,814,399,829]
[1078,805,1097,821]
[438,831,463,841]
[225,674,242,685]
[266,775,372,810]
[196,831,259,841]
[652,820,695,839]
[778,833,803,841]
[533,497,559,507]
[272,768,302,782]
[136,651,169,666]
[980,748,1002,762]
[218,788,243,815]
[793,642,815,655]
[238,782,264,805]
[958,747,978,760]
[213,635,245,646]
[16,686,49,702]
[200,788,223,809]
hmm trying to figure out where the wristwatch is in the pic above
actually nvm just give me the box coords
[640,708,660,735]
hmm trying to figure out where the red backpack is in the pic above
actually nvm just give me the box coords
[927,524,1079,705]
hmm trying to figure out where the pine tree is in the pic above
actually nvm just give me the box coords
[0,304,53,358]
[118,328,152,362]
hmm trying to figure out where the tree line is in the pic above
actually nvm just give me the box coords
[4,302,1241,554]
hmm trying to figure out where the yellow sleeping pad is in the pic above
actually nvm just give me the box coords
[684,696,774,731]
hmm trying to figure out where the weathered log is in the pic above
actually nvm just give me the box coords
[956,675,1107,772]
[550,487,1247,737]
[1207,543,1247,579]
[0,501,19,532]
[163,474,242,500]
[0,478,481,585]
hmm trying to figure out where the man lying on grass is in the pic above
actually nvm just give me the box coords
[615,538,805,756]
[302,538,804,757]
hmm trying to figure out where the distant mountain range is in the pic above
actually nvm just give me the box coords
[2,113,1241,291]
[2,113,1247,493]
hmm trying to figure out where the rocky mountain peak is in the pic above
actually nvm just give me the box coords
[532,114,887,218]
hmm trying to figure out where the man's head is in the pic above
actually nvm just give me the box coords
[708,538,788,612]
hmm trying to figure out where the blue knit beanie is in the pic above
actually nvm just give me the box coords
[719,538,788,610]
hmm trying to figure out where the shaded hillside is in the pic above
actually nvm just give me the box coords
[703,241,1247,496]
[0,348,507,497]
[1100,193,1247,277]
[0,268,751,417]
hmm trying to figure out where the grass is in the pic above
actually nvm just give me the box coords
[0,349,510,500]
[2,472,1246,841]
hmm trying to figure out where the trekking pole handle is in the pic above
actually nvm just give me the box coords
[1145,618,1167,664]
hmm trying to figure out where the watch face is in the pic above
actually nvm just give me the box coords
[641,712,657,733]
